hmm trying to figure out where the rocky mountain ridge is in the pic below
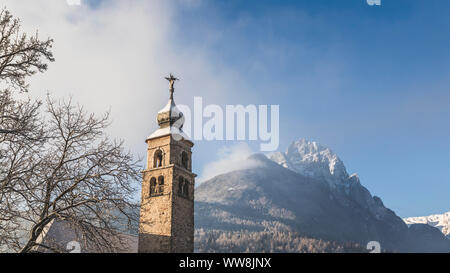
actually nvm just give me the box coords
[194,139,450,252]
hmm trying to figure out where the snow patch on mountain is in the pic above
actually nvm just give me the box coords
[403,212,450,237]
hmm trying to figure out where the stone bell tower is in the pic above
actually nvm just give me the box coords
[138,74,195,253]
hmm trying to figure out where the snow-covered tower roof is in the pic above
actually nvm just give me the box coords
[146,74,190,142]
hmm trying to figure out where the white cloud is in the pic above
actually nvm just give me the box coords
[1,0,247,160]
[197,142,262,184]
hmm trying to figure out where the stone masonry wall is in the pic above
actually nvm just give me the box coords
[138,135,195,253]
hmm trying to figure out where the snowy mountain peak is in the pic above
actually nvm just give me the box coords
[270,139,349,186]
[403,212,450,236]
[349,173,360,182]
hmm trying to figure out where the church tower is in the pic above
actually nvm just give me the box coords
[138,75,195,253]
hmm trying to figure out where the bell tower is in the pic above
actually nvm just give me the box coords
[138,74,195,253]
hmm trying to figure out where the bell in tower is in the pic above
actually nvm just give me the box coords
[138,74,196,253]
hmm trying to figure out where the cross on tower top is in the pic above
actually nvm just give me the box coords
[165,74,179,99]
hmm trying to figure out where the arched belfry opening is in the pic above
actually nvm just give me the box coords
[177,176,189,198]
[178,176,184,196]
[183,179,189,198]
[157,176,164,193]
[181,151,189,170]
[153,149,163,168]
[139,74,197,253]
[149,177,157,196]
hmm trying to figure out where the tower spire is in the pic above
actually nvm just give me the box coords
[139,74,195,253]
[165,73,179,100]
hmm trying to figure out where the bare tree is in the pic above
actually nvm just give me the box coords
[18,96,140,253]
[0,9,54,93]
[1,9,141,253]
[0,8,53,250]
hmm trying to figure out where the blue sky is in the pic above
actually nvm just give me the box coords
[6,0,449,218]
[168,0,450,218]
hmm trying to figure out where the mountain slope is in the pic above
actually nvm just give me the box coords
[195,139,450,252]
[404,212,450,238]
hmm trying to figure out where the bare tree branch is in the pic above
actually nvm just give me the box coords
[1,9,141,253]
[0,9,54,93]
